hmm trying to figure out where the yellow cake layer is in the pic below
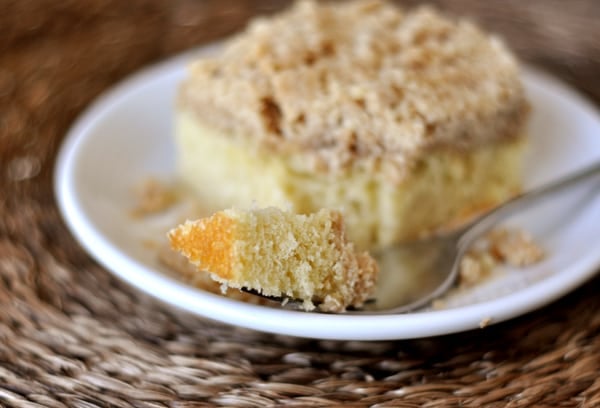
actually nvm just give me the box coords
[176,110,525,250]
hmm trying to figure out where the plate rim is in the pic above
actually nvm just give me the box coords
[54,47,600,341]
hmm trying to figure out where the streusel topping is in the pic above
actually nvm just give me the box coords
[179,0,528,180]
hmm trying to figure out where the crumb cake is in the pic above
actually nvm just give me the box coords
[168,207,378,312]
[176,0,529,250]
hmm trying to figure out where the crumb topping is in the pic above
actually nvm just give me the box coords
[179,0,528,181]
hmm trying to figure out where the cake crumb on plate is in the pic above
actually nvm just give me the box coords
[479,316,493,328]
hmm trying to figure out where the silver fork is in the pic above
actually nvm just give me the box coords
[245,161,600,313]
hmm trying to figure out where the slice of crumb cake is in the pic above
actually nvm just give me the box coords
[176,0,529,250]
[168,207,378,312]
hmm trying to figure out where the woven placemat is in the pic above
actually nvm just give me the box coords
[1,1,600,406]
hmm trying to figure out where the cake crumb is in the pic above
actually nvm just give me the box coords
[479,316,492,328]
[131,178,178,217]
[488,228,545,266]
[459,251,498,288]
[141,239,160,249]
[458,227,545,287]
[432,299,447,310]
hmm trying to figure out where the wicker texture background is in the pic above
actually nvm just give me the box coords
[1,1,600,406]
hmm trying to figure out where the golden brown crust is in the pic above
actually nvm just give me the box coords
[158,243,270,305]
[179,0,528,181]
[168,213,235,280]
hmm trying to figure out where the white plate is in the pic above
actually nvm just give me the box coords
[55,45,600,340]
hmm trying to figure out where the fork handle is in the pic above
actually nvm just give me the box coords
[459,160,600,249]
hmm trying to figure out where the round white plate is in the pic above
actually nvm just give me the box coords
[55,46,600,341]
